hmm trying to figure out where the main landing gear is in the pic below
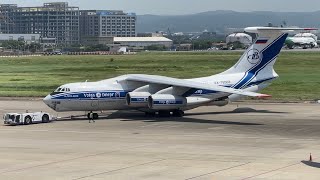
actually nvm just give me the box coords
[158,110,171,117]
[172,110,185,117]
[145,112,156,117]
[145,110,185,117]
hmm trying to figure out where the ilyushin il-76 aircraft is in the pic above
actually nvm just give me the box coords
[43,27,316,119]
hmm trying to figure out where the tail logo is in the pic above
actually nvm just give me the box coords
[247,49,262,64]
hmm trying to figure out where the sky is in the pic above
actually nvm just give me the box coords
[1,0,320,15]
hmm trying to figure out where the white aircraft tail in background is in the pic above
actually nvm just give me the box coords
[43,27,317,118]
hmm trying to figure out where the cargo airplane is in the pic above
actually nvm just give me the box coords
[43,27,316,119]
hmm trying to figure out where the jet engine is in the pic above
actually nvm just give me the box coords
[126,92,151,107]
[207,100,229,106]
[148,94,187,110]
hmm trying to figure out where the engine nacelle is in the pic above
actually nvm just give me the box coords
[207,100,229,107]
[126,92,151,107]
[148,94,187,110]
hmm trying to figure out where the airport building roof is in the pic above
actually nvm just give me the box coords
[114,37,172,42]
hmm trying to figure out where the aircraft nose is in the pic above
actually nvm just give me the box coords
[43,94,52,103]
[43,95,54,109]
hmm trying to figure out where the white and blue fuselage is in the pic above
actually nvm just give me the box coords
[44,72,276,112]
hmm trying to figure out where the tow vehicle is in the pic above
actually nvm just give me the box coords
[3,112,52,125]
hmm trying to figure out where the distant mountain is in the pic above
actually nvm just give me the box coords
[137,11,320,33]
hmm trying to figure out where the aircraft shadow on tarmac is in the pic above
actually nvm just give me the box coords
[120,117,263,126]
[57,114,108,122]
[57,110,263,126]
[185,107,288,116]
[57,107,286,125]
[109,110,263,126]
[58,107,288,122]
[301,160,320,168]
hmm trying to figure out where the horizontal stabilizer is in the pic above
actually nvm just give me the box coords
[257,94,272,98]
[245,27,318,33]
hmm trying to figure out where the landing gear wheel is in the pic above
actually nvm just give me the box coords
[145,112,156,117]
[172,110,184,117]
[42,114,50,123]
[158,110,171,117]
[24,116,32,125]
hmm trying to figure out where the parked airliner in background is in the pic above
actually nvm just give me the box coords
[43,27,317,119]
[287,36,318,48]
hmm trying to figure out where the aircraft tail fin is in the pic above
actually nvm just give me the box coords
[222,27,316,89]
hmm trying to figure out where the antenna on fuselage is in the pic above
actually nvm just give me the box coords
[81,80,88,88]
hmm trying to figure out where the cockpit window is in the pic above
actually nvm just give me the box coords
[51,86,71,95]
[54,87,71,92]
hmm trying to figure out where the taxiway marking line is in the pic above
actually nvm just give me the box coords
[185,162,251,180]
[240,157,318,180]
[0,144,156,174]
[72,159,166,180]
[0,128,318,141]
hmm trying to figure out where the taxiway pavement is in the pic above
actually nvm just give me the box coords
[0,100,319,180]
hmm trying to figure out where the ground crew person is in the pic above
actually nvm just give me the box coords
[89,111,95,123]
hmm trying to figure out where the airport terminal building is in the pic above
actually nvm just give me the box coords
[0,2,137,46]
[0,2,80,45]
[80,10,136,44]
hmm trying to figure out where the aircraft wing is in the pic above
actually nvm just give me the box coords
[125,74,271,98]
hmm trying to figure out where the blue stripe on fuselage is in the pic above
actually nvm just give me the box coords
[51,91,129,100]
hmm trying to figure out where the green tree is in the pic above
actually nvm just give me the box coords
[192,40,212,50]
[25,43,41,53]
[2,40,25,50]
